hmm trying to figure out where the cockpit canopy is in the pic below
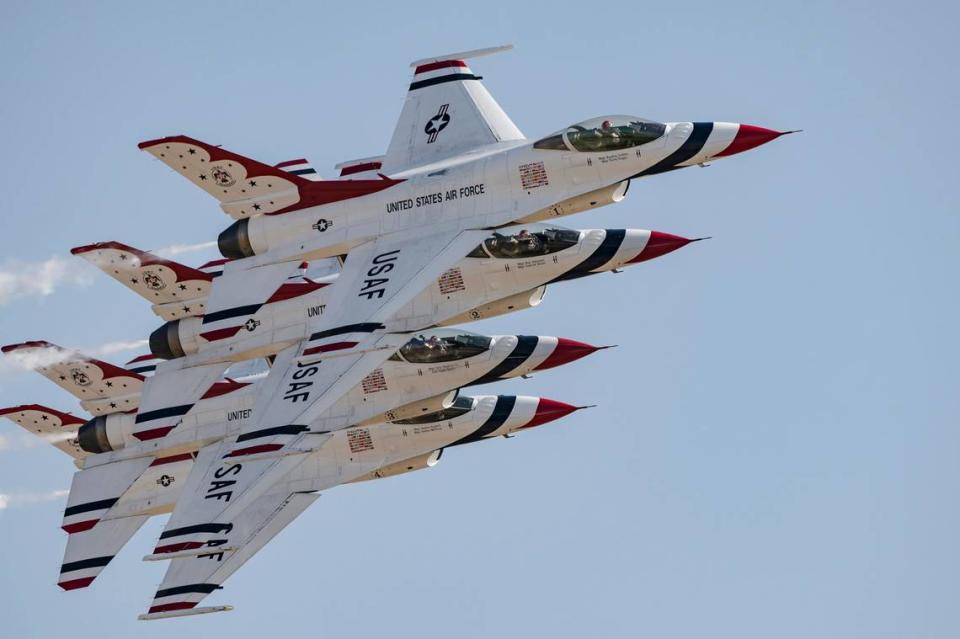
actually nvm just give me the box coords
[391,329,492,364]
[534,115,666,153]
[468,226,582,259]
[392,396,476,425]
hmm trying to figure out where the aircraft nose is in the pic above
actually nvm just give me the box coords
[626,231,698,264]
[533,338,606,372]
[714,124,794,157]
[519,398,585,430]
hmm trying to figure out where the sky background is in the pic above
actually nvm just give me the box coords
[1,1,957,637]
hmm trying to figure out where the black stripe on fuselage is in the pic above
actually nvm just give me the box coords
[154,583,221,599]
[448,395,517,446]
[632,122,714,177]
[409,73,480,91]
[309,322,384,342]
[550,229,626,283]
[236,424,309,443]
[202,304,263,325]
[467,336,539,386]
[135,404,193,424]
[159,522,233,540]
[63,497,118,517]
[60,556,113,573]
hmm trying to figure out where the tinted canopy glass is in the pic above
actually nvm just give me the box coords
[397,332,492,364]
[474,228,581,259]
[393,396,476,424]
[534,115,666,152]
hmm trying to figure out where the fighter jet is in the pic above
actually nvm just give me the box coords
[71,225,695,365]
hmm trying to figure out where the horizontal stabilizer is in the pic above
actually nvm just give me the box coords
[62,457,153,534]
[138,135,403,219]
[71,242,213,321]
[59,515,148,590]
[0,404,87,460]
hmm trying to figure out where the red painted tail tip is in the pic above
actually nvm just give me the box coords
[533,338,604,371]
[716,124,792,157]
[628,231,695,264]
[522,398,583,429]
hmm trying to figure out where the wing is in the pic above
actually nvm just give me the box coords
[59,515,149,590]
[71,242,213,321]
[381,45,524,174]
[2,340,145,415]
[140,489,318,619]
[149,228,487,558]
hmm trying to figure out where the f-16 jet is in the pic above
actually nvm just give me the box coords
[4,44,791,618]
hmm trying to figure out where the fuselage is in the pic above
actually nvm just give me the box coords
[157,225,690,367]
[221,118,776,266]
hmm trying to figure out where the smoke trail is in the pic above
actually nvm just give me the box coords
[0,256,95,305]
[154,240,218,258]
[0,241,217,305]
[0,338,149,378]
[0,489,69,511]
[88,339,150,356]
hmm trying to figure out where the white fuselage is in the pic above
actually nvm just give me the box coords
[168,225,655,367]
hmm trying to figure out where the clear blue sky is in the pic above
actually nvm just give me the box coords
[1,1,957,637]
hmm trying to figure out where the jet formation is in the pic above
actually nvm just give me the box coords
[1,45,792,619]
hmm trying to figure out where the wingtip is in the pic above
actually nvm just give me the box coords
[1,340,55,354]
[70,240,139,256]
[137,135,191,150]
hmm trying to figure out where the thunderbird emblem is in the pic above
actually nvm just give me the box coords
[70,369,91,386]
[142,271,165,291]
[210,166,236,187]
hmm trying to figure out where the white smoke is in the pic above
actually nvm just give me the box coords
[0,430,79,453]
[154,240,218,258]
[0,241,217,305]
[88,339,150,356]
[0,489,69,511]
[0,338,148,378]
[0,256,95,305]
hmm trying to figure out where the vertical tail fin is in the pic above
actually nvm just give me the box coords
[382,45,524,173]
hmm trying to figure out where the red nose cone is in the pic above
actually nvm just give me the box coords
[534,338,602,371]
[520,398,582,430]
[715,124,786,157]
[627,231,694,264]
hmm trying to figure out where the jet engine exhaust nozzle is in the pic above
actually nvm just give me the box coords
[218,218,254,259]
[149,321,185,360]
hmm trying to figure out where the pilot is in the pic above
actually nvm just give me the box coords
[516,229,541,253]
